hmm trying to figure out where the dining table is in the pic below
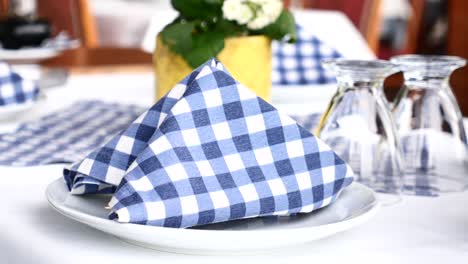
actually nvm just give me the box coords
[1,3,467,262]
[0,63,467,263]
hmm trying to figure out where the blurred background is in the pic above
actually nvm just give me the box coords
[0,0,466,114]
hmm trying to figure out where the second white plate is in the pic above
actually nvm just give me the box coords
[46,178,378,255]
[0,47,61,64]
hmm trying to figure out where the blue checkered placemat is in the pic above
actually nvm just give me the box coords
[0,100,318,167]
[65,59,354,228]
[0,97,442,197]
[0,63,40,106]
[272,26,342,85]
[0,100,144,166]
[0,98,442,198]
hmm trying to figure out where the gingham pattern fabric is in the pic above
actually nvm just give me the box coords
[198,213,314,231]
[272,26,342,85]
[0,101,144,166]
[400,134,434,196]
[0,100,443,197]
[65,59,354,228]
[0,63,39,106]
[302,114,459,197]
[0,100,314,167]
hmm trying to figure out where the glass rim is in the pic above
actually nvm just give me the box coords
[390,55,466,68]
[321,59,397,75]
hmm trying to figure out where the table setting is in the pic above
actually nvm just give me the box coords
[1,0,468,263]
[0,32,78,64]
[0,0,77,130]
[0,0,78,63]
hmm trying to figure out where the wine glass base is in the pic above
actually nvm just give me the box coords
[357,179,400,193]
[403,172,467,196]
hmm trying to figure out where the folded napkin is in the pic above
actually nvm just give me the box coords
[272,26,342,85]
[65,59,353,228]
[0,63,39,106]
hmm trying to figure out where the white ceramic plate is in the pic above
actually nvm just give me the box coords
[0,47,61,64]
[46,178,379,255]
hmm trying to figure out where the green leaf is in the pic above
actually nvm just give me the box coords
[161,20,194,54]
[171,0,223,20]
[216,18,245,37]
[185,31,225,68]
[161,2,298,68]
[161,19,226,68]
[256,10,297,42]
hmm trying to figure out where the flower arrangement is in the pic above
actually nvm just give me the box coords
[161,0,296,68]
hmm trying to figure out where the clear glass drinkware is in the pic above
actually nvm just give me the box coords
[391,55,468,193]
[316,60,404,194]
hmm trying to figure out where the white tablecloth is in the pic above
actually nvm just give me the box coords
[0,72,467,263]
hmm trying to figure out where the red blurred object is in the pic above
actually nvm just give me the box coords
[447,0,468,115]
[37,0,98,48]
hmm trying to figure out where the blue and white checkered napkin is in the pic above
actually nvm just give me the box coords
[272,26,342,85]
[0,63,39,106]
[64,59,354,228]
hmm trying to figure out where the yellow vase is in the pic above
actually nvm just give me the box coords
[154,35,272,101]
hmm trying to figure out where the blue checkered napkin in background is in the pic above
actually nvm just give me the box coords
[0,63,39,106]
[272,26,342,85]
[0,101,144,166]
[0,100,312,167]
[65,59,354,228]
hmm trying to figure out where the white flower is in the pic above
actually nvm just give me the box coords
[249,0,267,4]
[247,11,271,29]
[223,0,283,29]
[223,0,254,25]
[236,3,254,24]
[261,0,283,21]
[222,0,245,21]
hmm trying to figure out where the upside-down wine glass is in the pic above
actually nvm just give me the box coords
[316,59,404,204]
[391,55,467,195]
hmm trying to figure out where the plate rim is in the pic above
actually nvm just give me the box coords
[0,47,62,63]
[45,177,380,235]
[0,46,60,56]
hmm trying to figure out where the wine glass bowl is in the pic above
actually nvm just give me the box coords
[391,55,468,194]
[316,59,404,196]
